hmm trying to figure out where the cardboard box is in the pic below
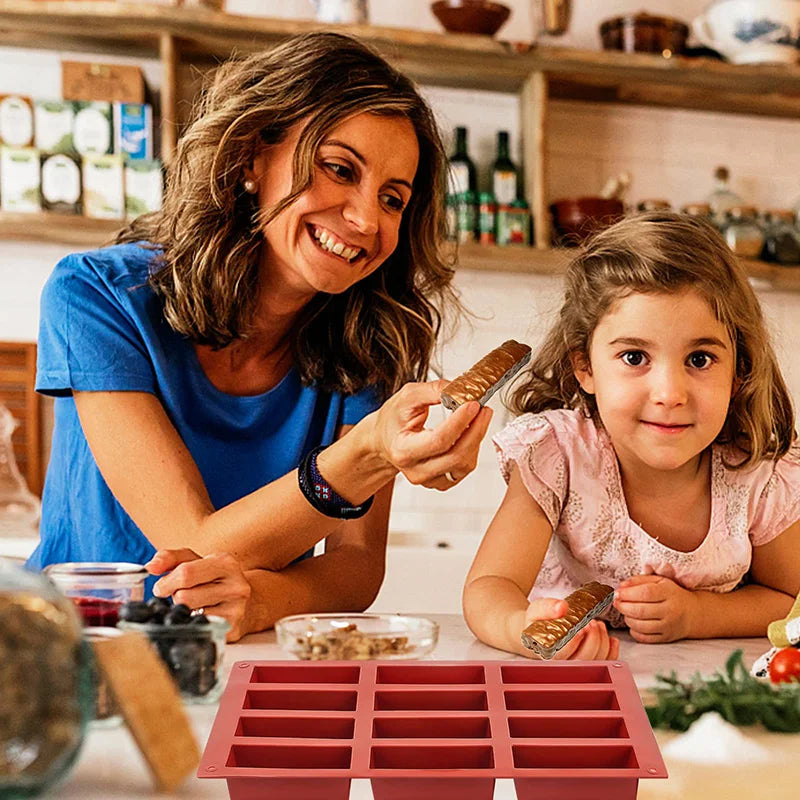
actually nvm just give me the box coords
[73,101,113,156]
[82,153,124,219]
[114,103,153,161]
[125,159,163,219]
[62,61,145,104]
[34,100,76,154]
[0,146,41,213]
[0,95,34,148]
[41,153,82,214]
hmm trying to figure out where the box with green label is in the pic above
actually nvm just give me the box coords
[0,146,41,213]
[35,100,77,154]
[82,153,124,219]
[125,159,162,219]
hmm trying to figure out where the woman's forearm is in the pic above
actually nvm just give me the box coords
[463,575,532,657]
[194,414,397,570]
[688,584,795,639]
[241,543,386,634]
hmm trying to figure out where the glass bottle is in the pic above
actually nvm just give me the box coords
[721,206,764,259]
[705,166,743,229]
[448,126,476,197]
[761,209,800,265]
[492,130,518,206]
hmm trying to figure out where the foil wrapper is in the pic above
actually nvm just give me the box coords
[441,340,531,411]
[521,581,615,659]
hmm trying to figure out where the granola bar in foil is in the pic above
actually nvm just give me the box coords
[441,340,532,411]
[521,581,615,659]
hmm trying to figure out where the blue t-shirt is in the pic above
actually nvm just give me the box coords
[28,243,381,577]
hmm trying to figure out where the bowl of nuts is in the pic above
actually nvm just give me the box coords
[275,613,439,660]
[117,599,229,703]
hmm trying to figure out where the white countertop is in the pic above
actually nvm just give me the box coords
[48,614,799,800]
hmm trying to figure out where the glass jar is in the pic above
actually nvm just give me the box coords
[0,559,92,797]
[721,206,764,259]
[681,202,713,221]
[45,562,147,628]
[760,209,800,266]
[636,198,671,212]
[82,628,123,728]
[705,166,743,230]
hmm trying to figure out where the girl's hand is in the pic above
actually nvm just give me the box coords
[522,597,620,661]
[613,574,697,643]
[146,548,252,642]
[373,380,493,491]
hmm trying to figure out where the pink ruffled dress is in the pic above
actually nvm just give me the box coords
[493,408,800,628]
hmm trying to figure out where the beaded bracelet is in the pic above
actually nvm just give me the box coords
[297,445,374,520]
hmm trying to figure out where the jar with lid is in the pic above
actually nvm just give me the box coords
[45,562,147,628]
[760,209,800,265]
[681,202,713,222]
[0,559,92,797]
[497,199,531,246]
[705,166,743,229]
[478,192,497,245]
[721,206,764,259]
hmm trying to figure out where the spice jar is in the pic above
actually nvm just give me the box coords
[637,199,671,212]
[721,206,764,259]
[681,202,713,221]
[497,199,531,246]
[45,562,147,627]
[478,191,497,245]
[0,560,92,796]
[760,209,800,266]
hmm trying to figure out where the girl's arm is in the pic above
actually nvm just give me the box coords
[688,517,800,639]
[462,465,555,656]
[73,382,491,572]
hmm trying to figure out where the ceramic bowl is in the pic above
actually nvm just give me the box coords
[550,197,625,245]
[692,0,800,64]
[600,13,690,56]
[431,0,511,37]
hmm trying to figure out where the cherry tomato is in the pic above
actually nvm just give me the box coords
[768,647,800,684]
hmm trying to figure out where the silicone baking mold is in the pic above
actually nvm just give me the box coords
[199,660,667,799]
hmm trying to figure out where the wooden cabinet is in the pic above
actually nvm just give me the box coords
[3,0,800,288]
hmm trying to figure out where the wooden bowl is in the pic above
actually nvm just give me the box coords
[431,1,511,37]
[599,13,689,56]
[550,197,626,245]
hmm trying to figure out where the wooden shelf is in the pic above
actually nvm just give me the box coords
[0,212,121,247]
[4,1,800,114]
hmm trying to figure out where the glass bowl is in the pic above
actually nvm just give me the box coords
[44,562,147,627]
[118,615,230,704]
[275,613,439,660]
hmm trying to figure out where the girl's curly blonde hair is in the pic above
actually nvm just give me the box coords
[508,211,795,468]
[116,32,458,399]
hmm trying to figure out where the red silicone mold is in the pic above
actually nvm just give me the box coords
[199,660,667,799]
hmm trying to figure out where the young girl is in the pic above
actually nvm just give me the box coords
[463,211,800,660]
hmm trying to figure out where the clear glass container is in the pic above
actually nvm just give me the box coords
[45,563,147,628]
[760,209,800,266]
[681,202,713,221]
[0,559,92,798]
[636,198,671,212]
[705,166,743,229]
[275,613,439,661]
[81,628,123,728]
[0,404,40,538]
[118,615,230,704]
[721,206,764,258]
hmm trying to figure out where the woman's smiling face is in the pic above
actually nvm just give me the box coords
[246,111,419,299]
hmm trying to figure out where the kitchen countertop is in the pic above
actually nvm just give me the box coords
[48,613,799,800]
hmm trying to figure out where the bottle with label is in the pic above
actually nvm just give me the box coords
[478,192,497,245]
[448,126,476,197]
[705,166,743,229]
[492,130,518,206]
[456,190,478,244]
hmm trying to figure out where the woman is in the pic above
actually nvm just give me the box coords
[29,32,492,640]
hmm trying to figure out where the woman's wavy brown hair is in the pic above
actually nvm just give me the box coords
[115,31,459,399]
[508,211,795,468]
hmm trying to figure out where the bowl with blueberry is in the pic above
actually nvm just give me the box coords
[117,598,230,704]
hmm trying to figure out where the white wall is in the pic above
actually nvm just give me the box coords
[3,0,800,557]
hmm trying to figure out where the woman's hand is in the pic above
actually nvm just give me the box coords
[372,379,493,490]
[521,597,620,661]
[146,548,252,642]
[613,574,697,643]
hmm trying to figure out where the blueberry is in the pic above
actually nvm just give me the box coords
[147,597,171,623]
[164,604,192,625]
[187,613,209,626]
[118,601,152,623]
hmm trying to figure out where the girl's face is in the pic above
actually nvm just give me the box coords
[574,289,736,476]
[245,111,419,301]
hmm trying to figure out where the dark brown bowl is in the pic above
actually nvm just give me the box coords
[431,0,511,37]
[550,197,625,245]
[599,13,689,56]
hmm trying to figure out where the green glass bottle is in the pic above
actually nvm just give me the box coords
[448,126,477,197]
[492,130,518,206]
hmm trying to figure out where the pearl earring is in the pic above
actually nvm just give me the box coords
[243,179,257,194]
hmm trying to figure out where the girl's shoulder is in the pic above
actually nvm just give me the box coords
[493,407,604,454]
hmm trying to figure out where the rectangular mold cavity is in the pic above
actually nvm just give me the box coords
[251,665,360,684]
[373,717,491,739]
[505,690,619,711]
[370,745,495,770]
[236,716,355,739]
[375,664,485,685]
[512,744,638,770]
[501,665,611,685]
[374,690,487,711]
[244,689,357,711]
[227,744,352,770]
[508,716,628,739]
